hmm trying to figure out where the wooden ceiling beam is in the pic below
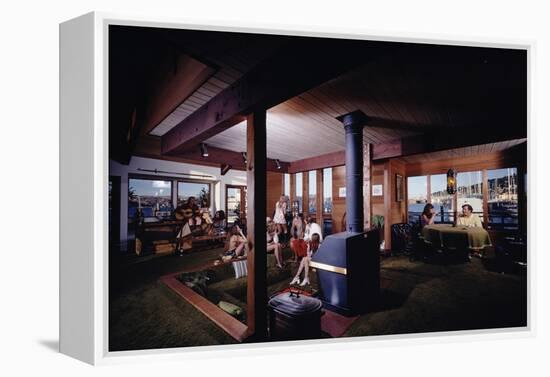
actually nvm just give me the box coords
[161,39,403,155]
[288,126,526,173]
[135,135,289,173]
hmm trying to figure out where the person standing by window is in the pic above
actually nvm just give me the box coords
[273,195,288,242]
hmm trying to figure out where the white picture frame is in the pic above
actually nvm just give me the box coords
[372,184,383,196]
[59,11,533,366]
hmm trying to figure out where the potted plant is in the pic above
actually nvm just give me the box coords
[371,215,386,255]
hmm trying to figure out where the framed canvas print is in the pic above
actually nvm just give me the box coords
[60,12,531,365]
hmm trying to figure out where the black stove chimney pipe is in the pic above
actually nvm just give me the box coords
[338,111,368,233]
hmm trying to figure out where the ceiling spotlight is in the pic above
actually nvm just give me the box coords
[200,143,209,157]
[275,159,281,169]
[241,152,247,164]
[221,164,231,176]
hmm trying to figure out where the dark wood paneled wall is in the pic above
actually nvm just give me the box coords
[331,166,346,233]
[389,160,407,224]
[266,172,283,218]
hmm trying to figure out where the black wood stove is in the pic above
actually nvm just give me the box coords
[310,110,380,316]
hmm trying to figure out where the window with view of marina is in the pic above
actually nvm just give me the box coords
[128,178,173,220]
[295,172,303,213]
[128,178,173,240]
[430,174,455,223]
[323,168,332,214]
[407,175,428,224]
[457,171,484,222]
[177,181,210,208]
[487,167,518,230]
[308,170,317,214]
[284,173,290,198]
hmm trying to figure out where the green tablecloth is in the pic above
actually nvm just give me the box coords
[421,224,492,250]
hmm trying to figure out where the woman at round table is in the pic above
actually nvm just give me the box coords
[457,204,483,228]
[421,203,436,227]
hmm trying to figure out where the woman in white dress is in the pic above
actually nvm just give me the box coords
[273,195,288,240]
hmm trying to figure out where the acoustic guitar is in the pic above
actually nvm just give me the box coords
[175,206,194,221]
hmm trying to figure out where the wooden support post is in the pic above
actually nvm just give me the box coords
[245,111,267,341]
[383,161,392,252]
[453,185,458,225]
[363,135,372,231]
[303,171,309,217]
[517,165,527,237]
[482,169,489,229]
[426,175,432,205]
[290,173,296,215]
[317,169,323,223]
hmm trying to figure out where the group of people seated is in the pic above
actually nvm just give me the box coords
[267,212,323,286]
[219,195,323,287]
[272,195,324,286]
[421,203,483,228]
[175,196,228,234]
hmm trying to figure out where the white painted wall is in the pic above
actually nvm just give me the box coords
[109,156,247,251]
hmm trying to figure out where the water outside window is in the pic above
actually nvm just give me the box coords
[323,168,332,213]
[127,178,173,240]
[128,179,173,220]
[308,170,317,214]
[295,173,303,213]
[407,176,428,224]
[487,167,518,230]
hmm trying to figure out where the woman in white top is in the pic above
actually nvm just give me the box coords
[304,216,323,242]
[273,195,288,239]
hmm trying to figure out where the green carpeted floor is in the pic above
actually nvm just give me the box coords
[109,247,527,352]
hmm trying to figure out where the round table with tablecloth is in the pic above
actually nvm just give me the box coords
[421,224,492,251]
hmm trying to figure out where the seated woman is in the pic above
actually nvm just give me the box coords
[266,217,283,268]
[421,203,436,227]
[224,225,248,259]
[289,213,307,262]
[290,233,321,286]
[304,215,323,242]
[213,210,227,233]
[457,204,483,227]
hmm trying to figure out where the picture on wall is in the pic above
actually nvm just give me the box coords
[105,23,528,353]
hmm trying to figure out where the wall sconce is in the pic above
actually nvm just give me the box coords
[275,159,281,169]
[200,143,209,157]
[241,152,247,164]
[446,169,457,194]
